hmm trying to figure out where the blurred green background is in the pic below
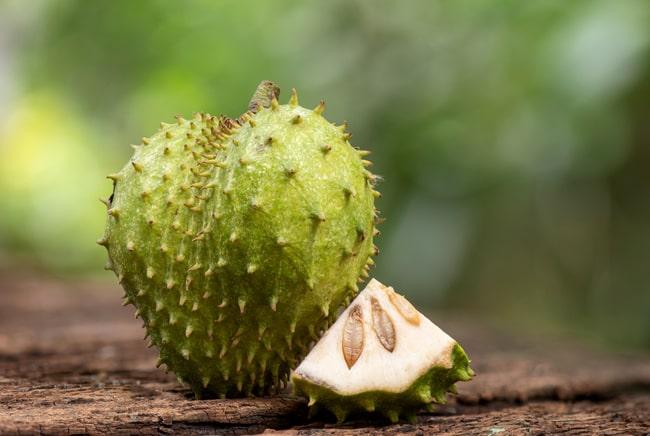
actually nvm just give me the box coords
[1,0,649,349]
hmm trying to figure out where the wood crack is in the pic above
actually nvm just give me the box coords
[0,274,648,434]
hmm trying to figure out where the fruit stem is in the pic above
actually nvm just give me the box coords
[247,80,281,113]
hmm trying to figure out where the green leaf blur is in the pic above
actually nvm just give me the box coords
[1,0,648,349]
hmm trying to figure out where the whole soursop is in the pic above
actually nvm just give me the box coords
[98,82,379,398]
[292,279,473,423]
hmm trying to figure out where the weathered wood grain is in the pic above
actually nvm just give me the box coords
[0,273,648,434]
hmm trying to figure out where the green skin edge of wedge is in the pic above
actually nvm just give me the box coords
[292,343,474,423]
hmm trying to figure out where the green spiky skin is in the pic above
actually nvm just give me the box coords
[292,344,474,423]
[99,88,378,398]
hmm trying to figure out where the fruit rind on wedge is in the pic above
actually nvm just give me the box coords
[291,278,474,423]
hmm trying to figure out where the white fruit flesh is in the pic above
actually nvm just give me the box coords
[293,278,457,395]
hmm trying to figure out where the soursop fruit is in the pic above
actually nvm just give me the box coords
[291,278,474,423]
[98,81,379,398]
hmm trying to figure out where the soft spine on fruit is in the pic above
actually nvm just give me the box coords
[98,82,380,398]
[293,343,474,423]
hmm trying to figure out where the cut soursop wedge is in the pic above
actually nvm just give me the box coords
[291,278,474,423]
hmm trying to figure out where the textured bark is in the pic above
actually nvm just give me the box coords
[0,272,649,435]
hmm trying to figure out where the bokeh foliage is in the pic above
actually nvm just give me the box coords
[1,0,649,349]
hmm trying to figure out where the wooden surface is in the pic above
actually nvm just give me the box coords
[0,273,649,435]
